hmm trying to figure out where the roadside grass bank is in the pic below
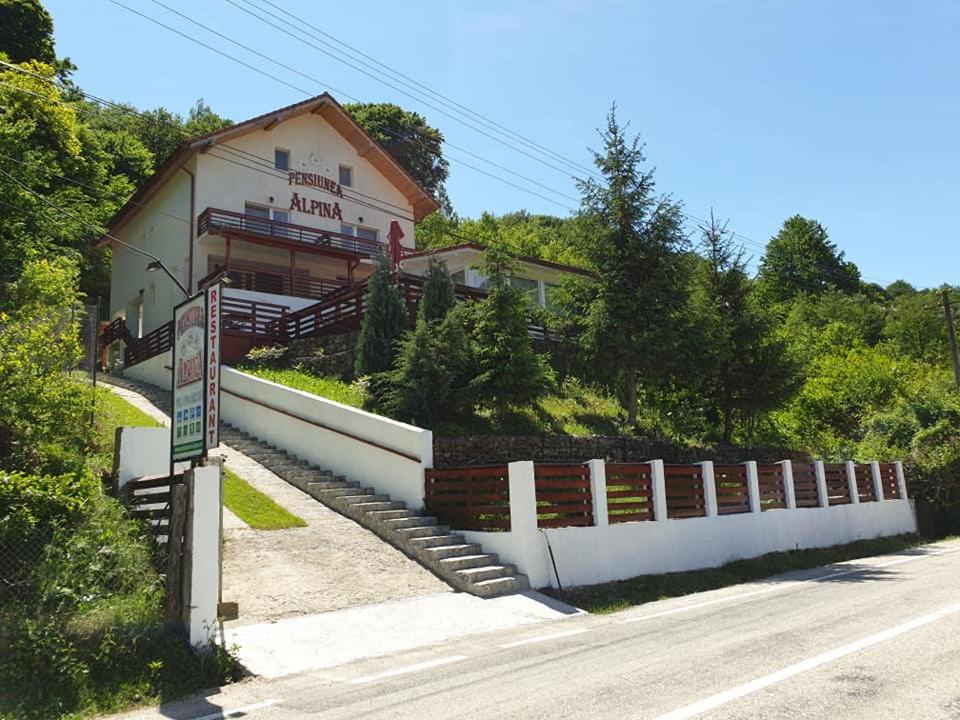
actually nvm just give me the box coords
[223,468,306,530]
[0,384,237,720]
[543,534,924,614]
[238,366,367,408]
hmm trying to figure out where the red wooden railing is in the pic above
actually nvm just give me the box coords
[756,463,787,510]
[605,463,654,523]
[201,262,348,301]
[853,463,877,502]
[221,295,291,338]
[663,465,707,519]
[791,463,821,507]
[823,463,851,505]
[198,207,387,258]
[101,318,174,368]
[535,464,593,528]
[424,466,510,531]
[713,464,751,515]
[878,463,902,500]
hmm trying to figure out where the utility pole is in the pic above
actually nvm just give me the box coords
[943,290,960,392]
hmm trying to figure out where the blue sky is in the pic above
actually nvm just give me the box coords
[44,0,959,289]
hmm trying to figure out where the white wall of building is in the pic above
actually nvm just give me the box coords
[462,460,917,589]
[193,111,416,289]
[219,367,432,510]
[109,164,194,335]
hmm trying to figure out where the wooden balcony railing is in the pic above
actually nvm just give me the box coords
[197,262,348,301]
[198,207,405,259]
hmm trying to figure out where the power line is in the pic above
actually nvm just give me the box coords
[110,0,580,210]
[237,0,601,181]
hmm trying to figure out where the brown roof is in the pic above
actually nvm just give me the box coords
[401,243,591,276]
[102,93,439,241]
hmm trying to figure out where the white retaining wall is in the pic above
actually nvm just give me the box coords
[463,459,916,589]
[121,349,172,389]
[219,367,432,510]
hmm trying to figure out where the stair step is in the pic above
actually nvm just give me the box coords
[305,480,353,491]
[471,575,529,597]
[313,485,364,498]
[367,510,420,521]
[353,501,405,513]
[454,565,515,583]
[338,493,384,505]
[407,534,463,549]
[425,544,482,560]
[391,522,446,537]
[438,553,499,571]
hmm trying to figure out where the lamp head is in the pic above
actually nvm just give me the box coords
[145,260,162,272]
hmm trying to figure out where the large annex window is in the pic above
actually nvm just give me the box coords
[339,164,353,187]
[340,223,378,243]
[275,148,290,171]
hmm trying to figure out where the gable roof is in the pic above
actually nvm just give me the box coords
[103,93,439,239]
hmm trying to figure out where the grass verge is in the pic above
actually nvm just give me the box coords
[239,366,366,408]
[543,533,923,614]
[223,468,306,530]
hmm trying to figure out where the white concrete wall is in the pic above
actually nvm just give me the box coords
[463,459,917,589]
[182,465,222,647]
[219,367,432,510]
[113,427,171,493]
[122,350,172,389]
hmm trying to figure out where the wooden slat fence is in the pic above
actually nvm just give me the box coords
[605,463,654,523]
[853,463,877,502]
[713,464,751,515]
[756,463,787,510]
[423,466,510,531]
[878,463,901,500]
[664,465,707,519]
[823,463,851,505]
[791,463,821,507]
[534,464,593,528]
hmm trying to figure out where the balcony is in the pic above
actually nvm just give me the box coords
[200,262,349,301]
[198,207,389,259]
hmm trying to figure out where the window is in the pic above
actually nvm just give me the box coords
[244,203,270,219]
[544,282,560,311]
[356,227,378,242]
[272,209,289,224]
[510,275,540,304]
[451,269,466,285]
[340,224,354,236]
[274,148,290,170]
[339,164,353,187]
[244,203,272,235]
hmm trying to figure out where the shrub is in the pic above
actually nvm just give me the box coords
[241,344,288,370]
[355,254,408,376]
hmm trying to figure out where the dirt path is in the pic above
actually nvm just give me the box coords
[102,378,450,624]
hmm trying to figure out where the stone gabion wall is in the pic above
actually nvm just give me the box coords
[432,434,810,469]
[284,331,360,379]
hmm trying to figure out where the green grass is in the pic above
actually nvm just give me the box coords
[543,533,924,614]
[239,367,366,408]
[90,386,162,472]
[223,468,306,530]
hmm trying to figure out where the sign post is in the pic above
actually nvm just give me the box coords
[171,283,222,467]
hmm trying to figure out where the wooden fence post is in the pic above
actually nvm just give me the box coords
[814,461,829,508]
[845,460,861,504]
[587,459,608,528]
[745,461,761,514]
[163,482,188,624]
[779,460,797,510]
[698,461,719,517]
[870,460,885,502]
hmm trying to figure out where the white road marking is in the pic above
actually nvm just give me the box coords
[619,546,958,625]
[500,628,589,649]
[654,601,960,720]
[191,698,281,720]
[350,655,469,685]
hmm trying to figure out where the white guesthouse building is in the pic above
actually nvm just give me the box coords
[102,93,577,366]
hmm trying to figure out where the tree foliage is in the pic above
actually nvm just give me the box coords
[418,256,456,322]
[355,254,408,376]
[344,102,450,212]
[562,105,688,425]
[757,215,861,303]
[0,0,56,64]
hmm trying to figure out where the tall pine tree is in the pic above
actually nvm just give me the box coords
[355,253,408,376]
[566,105,688,426]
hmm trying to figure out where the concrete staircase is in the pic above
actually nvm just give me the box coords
[218,424,529,598]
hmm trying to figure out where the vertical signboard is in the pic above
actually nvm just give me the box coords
[172,293,206,461]
[205,284,221,451]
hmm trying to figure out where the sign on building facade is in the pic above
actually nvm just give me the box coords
[171,285,221,462]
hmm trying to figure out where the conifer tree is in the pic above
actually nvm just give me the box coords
[355,253,408,376]
[418,256,456,322]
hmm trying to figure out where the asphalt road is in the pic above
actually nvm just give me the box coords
[116,538,960,720]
